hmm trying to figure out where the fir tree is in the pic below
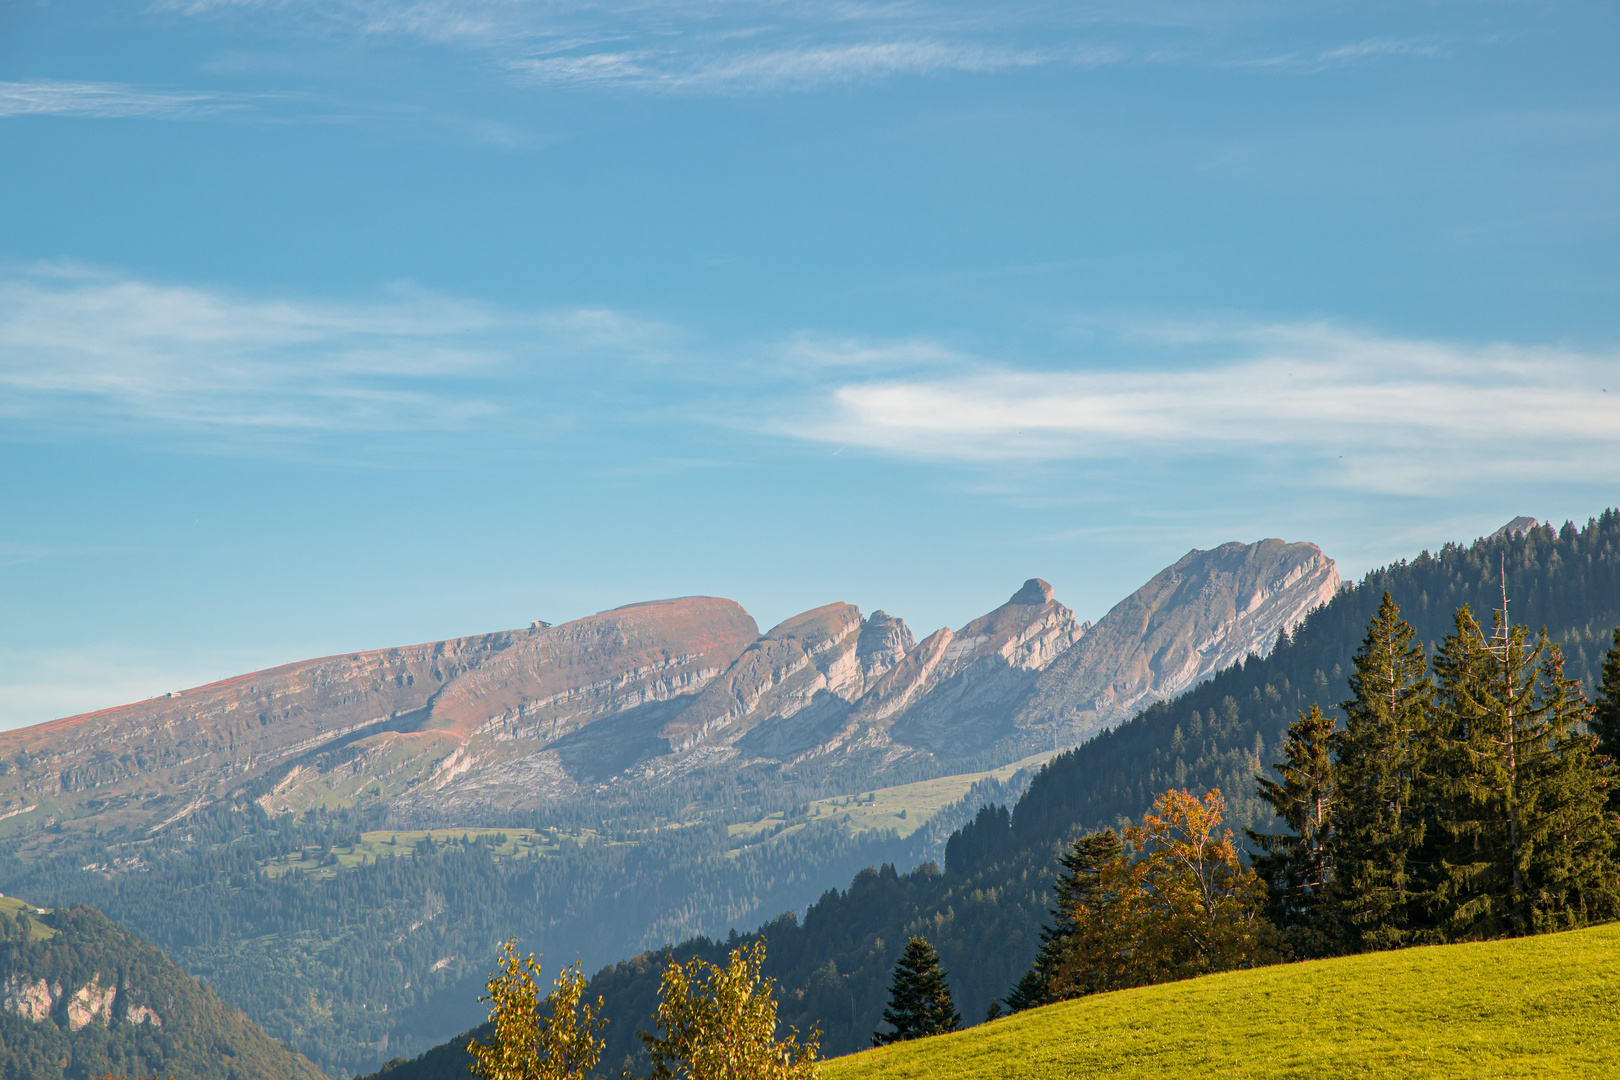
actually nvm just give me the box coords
[871,937,960,1045]
[1430,605,1537,938]
[1594,627,1620,813]
[1333,592,1434,950]
[1248,705,1339,955]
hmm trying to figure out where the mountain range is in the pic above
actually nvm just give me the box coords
[0,539,1338,838]
[0,535,1339,1077]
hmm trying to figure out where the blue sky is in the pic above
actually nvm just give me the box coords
[1,0,1617,729]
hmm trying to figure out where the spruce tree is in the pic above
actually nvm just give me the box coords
[1430,606,1537,938]
[1333,592,1434,950]
[1518,644,1619,929]
[1594,627,1620,813]
[1006,829,1124,1011]
[1248,705,1339,955]
[1430,607,1619,938]
[871,937,961,1045]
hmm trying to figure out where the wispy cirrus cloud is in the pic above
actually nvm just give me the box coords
[0,266,681,447]
[776,321,1620,495]
[14,266,1606,500]
[513,39,1063,91]
[1232,36,1442,71]
[154,0,1436,95]
[0,80,239,119]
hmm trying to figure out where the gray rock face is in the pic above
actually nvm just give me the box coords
[883,580,1088,756]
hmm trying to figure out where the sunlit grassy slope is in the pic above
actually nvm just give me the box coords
[825,923,1620,1080]
[0,895,54,939]
[727,751,1055,849]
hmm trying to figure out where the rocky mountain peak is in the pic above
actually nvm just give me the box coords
[1488,516,1540,541]
[856,611,916,678]
[0,541,1340,835]
[1007,578,1055,605]
[1012,538,1340,741]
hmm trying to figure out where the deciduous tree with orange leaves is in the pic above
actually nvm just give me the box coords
[1007,787,1273,1010]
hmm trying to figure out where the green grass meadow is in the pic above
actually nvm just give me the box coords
[826,923,1620,1080]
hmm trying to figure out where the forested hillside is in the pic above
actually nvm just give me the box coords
[0,769,1026,1077]
[367,512,1620,1077]
[0,897,325,1080]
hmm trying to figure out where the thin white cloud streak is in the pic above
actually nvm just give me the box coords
[1231,36,1441,71]
[12,268,1607,499]
[0,80,237,120]
[0,542,126,568]
[514,40,1059,91]
[0,268,677,441]
[784,323,1620,495]
[153,0,1304,95]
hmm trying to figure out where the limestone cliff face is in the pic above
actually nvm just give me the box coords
[0,599,758,834]
[881,579,1089,756]
[1013,539,1341,740]
[426,598,760,742]
[657,603,865,753]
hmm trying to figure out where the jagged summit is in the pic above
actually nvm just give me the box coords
[1008,578,1055,605]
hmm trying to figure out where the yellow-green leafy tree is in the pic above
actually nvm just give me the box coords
[468,939,607,1080]
[640,940,819,1080]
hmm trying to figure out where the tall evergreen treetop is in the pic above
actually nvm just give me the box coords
[1006,829,1125,1011]
[1429,606,1619,939]
[1248,705,1338,954]
[1333,592,1433,950]
[872,937,961,1046]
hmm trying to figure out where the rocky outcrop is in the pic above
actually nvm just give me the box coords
[2,971,161,1029]
[658,603,865,753]
[2,973,54,1022]
[1012,540,1340,739]
[882,579,1088,756]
